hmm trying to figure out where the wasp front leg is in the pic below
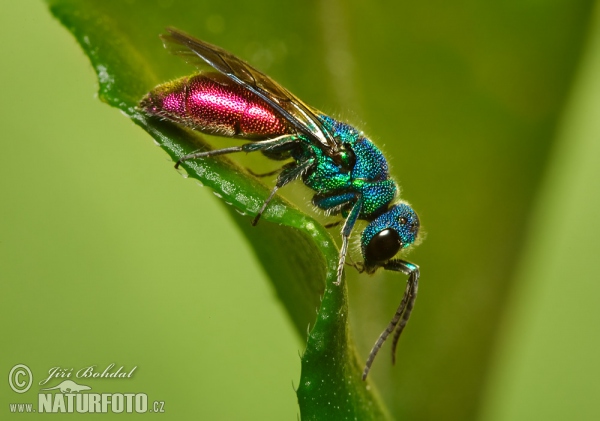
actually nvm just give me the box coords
[362,260,419,380]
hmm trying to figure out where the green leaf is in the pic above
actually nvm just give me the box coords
[46,0,389,419]
[297,279,390,420]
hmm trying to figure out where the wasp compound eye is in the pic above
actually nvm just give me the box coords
[364,228,402,263]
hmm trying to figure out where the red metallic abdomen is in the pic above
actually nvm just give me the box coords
[140,73,291,139]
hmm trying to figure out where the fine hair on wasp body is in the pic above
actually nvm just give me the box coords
[140,27,422,380]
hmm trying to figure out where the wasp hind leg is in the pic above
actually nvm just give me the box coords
[323,220,342,229]
[251,158,315,226]
[174,134,299,169]
[246,167,282,178]
[175,146,242,169]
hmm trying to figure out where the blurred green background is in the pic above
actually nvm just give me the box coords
[1,1,599,420]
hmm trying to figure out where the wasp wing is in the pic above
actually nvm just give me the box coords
[161,27,340,153]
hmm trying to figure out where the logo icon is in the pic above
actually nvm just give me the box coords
[41,380,91,393]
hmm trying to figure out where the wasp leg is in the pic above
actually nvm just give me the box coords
[247,168,282,178]
[323,220,342,229]
[251,158,316,226]
[335,198,363,286]
[345,254,364,273]
[349,261,366,273]
[312,192,363,286]
[312,191,356,212]
[362,260,419,380]
[175,146,242,169]
[175,135,299,169]
[389,262,419,363]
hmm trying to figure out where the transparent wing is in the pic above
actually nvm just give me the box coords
[161,27,340,152]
